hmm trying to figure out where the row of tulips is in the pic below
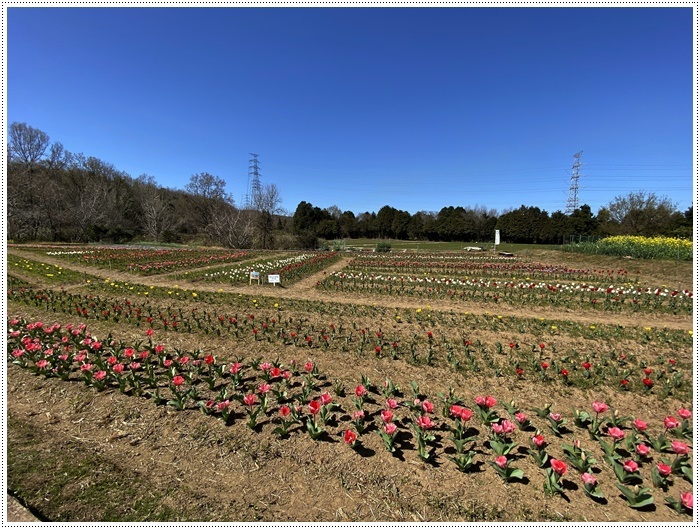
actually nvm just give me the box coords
[76,278,694,349]
[8,254,93,285]
[8,287,692,399]
[6,317,692,514]
[319,272,692,315]
[15,245,256,275]
[192,252,342,285]
[345,254,634,283]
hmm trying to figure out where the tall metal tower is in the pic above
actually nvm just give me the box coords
[565,151,583,215]
[246,153,261,209]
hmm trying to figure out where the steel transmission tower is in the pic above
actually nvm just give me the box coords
[246,153,261,209]
[565,151,583,215]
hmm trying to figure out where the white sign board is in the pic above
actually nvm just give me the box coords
[495,230,500,246]
[268,274,281,285]
[249,271,260,285]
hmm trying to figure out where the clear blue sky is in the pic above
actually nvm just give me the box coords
[7,7,694,216]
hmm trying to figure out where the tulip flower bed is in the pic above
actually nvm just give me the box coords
[15,244,256,275]
[189,251,342,285]
[6,285,693,400]
[319,271,692,315]
[6,245,693,522]
[344,253,634,283]
[8,254,95,284]
[6,316,694,521]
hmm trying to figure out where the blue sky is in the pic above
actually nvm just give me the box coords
[7,7,694,216]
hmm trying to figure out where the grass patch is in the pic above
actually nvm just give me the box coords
[7,415,181,522]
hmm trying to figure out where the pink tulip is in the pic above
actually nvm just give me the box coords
[243,393,257,406]
[622,460,639,473]
[633,418,648,432]
[532,434,545,448]
[664,416,680,430]
[416,415,435,430]
[671,440,689,455]
[591,401,608,414]
[607,427,625,441]
[386,398,399,409]
[380,410,393,424]
[657,463,672,477]
[449,404,464,418]
[681,491,693,510]
[495,456,507,469]
[635,444,650,457]
[678,408,692,420]
[581,472,597,486]
[421,400,434,414]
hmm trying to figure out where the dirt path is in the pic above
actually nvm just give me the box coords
[7,494,41,522]
[7,248,692,331]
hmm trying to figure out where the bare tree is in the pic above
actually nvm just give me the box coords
[8,122,49,171]
[136,174,177,242]
[184,172,234,236]
[209,204,255,248]
[252,183,284,249]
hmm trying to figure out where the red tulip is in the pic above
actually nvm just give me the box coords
[550,459,568,475]
[343,430,357,446]
[355,385,368,397]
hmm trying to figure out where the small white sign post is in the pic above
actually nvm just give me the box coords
[249,271,260,285]
[494,229,500,251]
[268,274,281,286]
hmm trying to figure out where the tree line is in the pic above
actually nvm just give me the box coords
[8,122,692,248]
[292,196,691,246]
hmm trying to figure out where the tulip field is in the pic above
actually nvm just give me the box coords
[6,242,695,522]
